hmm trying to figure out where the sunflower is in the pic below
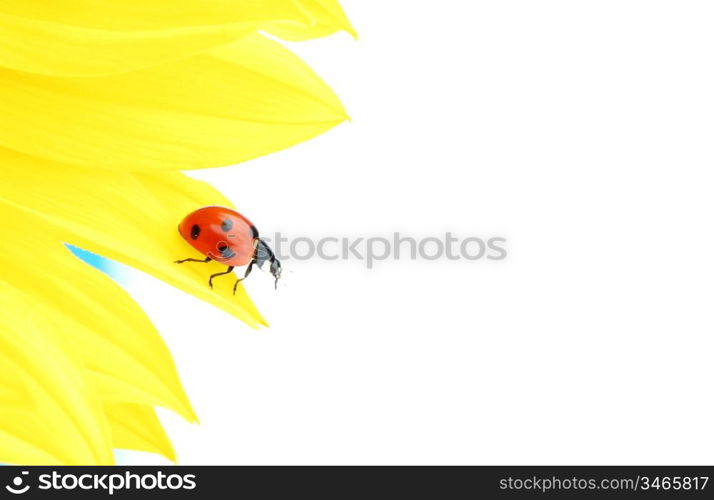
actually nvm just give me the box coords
[0,0,354,464]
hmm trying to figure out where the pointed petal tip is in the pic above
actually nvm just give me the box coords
[162,443,178,463]
[183,404,199,425]
[345,25,358,40]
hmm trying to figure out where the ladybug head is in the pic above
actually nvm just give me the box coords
[255,239,282,289]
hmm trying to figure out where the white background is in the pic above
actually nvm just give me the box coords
[120,0,714,464]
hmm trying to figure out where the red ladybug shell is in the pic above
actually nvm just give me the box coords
[178,206,258,267]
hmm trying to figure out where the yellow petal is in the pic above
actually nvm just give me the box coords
[0,0,351,33]
[0,33,347,171]
[0,2,316,77]
[106,403,176,462]
[269,0,358,40]
[0,206,196,422]
[1,275,184,462]
[0,147,266,327]
[0,283,114,465]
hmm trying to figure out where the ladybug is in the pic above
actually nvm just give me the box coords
[175,206,281,291]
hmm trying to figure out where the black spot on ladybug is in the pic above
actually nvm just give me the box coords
[190,224,200,240]
[221,219,233,232]
[217,243,236,259]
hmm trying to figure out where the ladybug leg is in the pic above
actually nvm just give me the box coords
[233,260,255,295]
[208,266,234,289]
[175,256,212,264]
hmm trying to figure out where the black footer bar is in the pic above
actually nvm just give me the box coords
[0,466,711,498]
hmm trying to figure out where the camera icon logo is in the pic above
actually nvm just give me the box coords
[5,471,30,494]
